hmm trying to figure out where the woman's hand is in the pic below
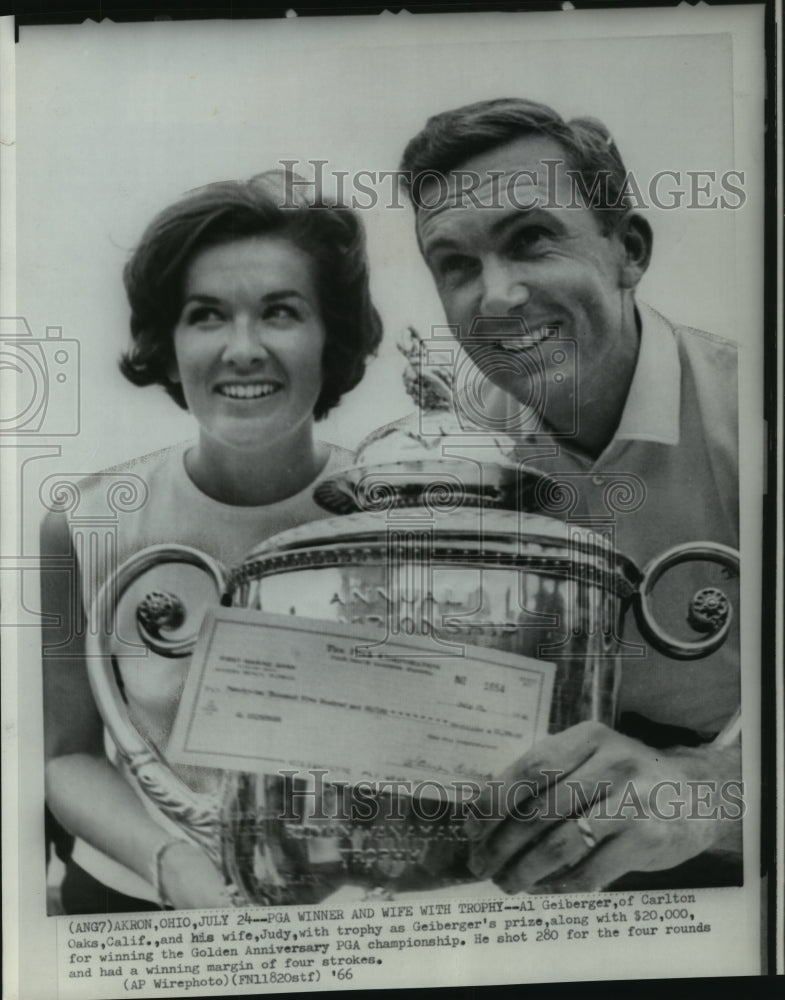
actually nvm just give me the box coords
[157,841,236,910]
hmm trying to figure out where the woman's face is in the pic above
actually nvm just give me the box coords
[170,235,326,455]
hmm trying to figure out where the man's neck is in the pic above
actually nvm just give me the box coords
[546,307,642,461]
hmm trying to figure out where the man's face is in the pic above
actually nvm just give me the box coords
[416,136,647,446]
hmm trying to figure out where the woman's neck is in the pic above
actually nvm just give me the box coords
[185,429,328,506]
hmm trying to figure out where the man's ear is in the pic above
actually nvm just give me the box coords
[618,213,653,289]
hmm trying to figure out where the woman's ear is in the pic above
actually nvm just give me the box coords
[167,357,181,384]
[618,213,653,289]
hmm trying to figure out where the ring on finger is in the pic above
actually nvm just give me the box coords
[575,815,598,850]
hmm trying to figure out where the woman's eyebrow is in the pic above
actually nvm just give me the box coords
[263,290,308,302]
[182,293,222,305]
[182,290,308,304]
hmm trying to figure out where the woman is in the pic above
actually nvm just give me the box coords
[41,172,383,912]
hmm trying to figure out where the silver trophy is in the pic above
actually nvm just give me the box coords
[86,330,739,904]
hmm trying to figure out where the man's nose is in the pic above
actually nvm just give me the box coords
[221,315,269,366]
[479,257,530,315]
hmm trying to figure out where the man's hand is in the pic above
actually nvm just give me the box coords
[465,722,742,894]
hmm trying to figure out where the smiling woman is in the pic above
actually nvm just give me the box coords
[169,237,328,505]
[40,172,383,913]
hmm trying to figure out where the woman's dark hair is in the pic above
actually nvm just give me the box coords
[120,170,383,420]
[399,97,631,233]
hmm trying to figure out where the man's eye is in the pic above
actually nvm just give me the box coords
[437,254,477,279]
[510,227,550,255]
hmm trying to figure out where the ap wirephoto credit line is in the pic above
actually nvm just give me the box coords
[1,3,775,998]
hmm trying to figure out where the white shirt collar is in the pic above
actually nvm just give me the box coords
[613,302,681,446]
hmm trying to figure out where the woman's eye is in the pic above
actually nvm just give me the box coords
[184,306,224,326]
[264,303,301,323]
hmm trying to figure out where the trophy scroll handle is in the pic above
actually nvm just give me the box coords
[85,544,228,867]
[632,541,739,661]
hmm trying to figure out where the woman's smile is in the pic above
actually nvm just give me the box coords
[214,379,284,400]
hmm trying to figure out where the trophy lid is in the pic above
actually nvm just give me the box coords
[232,508,641,597]
[314,326,570,517]
[313,458,549,516]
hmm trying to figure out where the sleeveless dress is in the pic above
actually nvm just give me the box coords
[66,440,350,901]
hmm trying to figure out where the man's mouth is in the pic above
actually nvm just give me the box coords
[495,324,558,352]
[216,381,282,399]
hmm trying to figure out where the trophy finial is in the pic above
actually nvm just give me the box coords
[397,326,453,412]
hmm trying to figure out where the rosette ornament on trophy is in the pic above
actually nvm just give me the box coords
[86,326,739,905]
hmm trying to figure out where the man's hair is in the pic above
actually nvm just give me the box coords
[399,97,631,231]
[120,171,383,420]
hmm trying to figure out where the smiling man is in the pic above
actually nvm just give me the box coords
[398,98,741,893]
[410,132,650,458]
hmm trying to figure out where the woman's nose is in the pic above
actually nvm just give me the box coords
[479,257,531,315]
[221,316,268,367]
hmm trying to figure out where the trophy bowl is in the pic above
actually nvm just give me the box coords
[220,506,628,904]
[219,499,737,905]
[85,468,738,906]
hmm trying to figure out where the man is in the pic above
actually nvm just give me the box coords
[397,98,741,892]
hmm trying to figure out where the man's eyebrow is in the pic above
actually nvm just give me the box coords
[419,235,465,256]
[419,206,564,257]
[488,207,563,239]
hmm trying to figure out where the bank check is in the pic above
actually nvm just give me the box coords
[168,609,555,790]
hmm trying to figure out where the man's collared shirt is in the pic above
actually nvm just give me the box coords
[480,303,739,735]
